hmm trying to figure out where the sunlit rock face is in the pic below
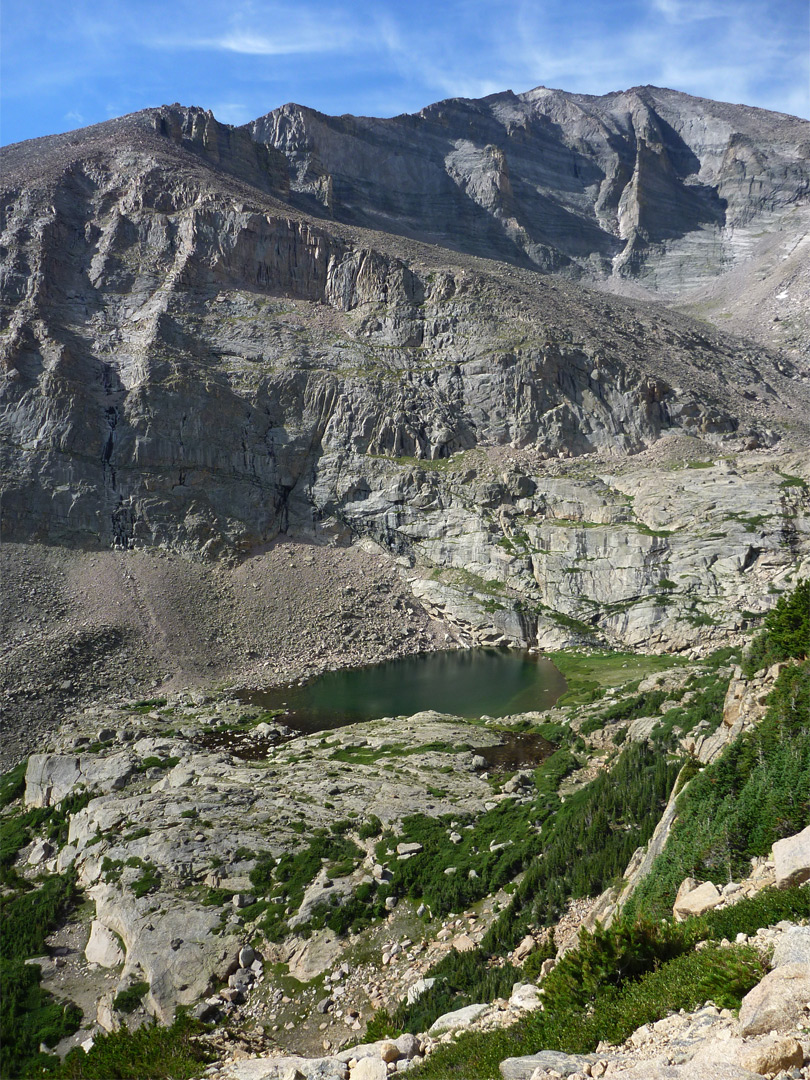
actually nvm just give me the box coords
[249,86,810,356]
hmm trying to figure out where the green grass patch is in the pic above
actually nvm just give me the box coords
[250,831,363,941]
[548,650,685,707]
[137,756,180,773]
[778,472,808,490]
[0,762,27,808]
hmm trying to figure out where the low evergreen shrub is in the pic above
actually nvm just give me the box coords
[58,1010,213,1079]
[113,982,150,1014]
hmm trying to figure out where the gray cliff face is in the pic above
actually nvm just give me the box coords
[1,94,809,656]
[247,86,810,355]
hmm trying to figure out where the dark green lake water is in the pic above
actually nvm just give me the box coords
[239,648,567,733]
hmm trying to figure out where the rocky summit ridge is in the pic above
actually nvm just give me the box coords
[249,85,810,355]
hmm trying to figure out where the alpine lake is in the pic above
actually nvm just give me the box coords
[232,648,568,770]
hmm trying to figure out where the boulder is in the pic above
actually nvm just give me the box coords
[229,968,254,993]
[512,935,537,964]
[738,962,810,1036]
[379,1041,399,1063]
[452,933,476,952]
[406,977,435,1004]
[500,1051,599,1079]
[771,925,810,968]
[57,845,78,872]
[772,824,810,887]
[226,1057,347,1080]
[25,755,81,807]
[509,983,543,1011]
[289,869,354,929]
[350,1059,387,1080]
[85,921,125,968]
[28,838,53,865]
[396,843,423,856]
[740,1036,803,1076]
[428,1003,489,1033]
[673,879,722,921]
[96,995,120,1033]
[285,929,343,982]
[24,752,135,808]
[394,1034,421,1060]
[80,753,135,793]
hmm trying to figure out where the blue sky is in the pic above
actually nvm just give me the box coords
[2,0,808,146]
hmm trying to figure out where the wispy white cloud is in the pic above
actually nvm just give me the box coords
[650,0,740,23]
[148,2,362,56]
[159,27,355,55]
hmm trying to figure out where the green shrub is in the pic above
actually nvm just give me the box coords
[1,873,77,963]
[628,660,810,919]
[202,888,235,907]
[745,579,810,675]
[249,830,364,941]
[395,951,521,1036]
[412,944,764,1079]
[358,815,383,840]
[131,864,161,899]
[58,1010,213,1079]
[388,801,543,918]
[574,945,764,1051]
[137,756,180,773]
[0,960,83,1078]
[483,742,679,955]
[520,935,556,982]
[694,885,810,941]
[542,916,687,1016]
[0,873,82,1078]
[113,982,149,1014]
[1,791,94,883]
[363,1009,398,1042]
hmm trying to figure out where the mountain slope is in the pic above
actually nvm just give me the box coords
[247,85,810,354]
[1,101,806,554]
[1,96,809,726]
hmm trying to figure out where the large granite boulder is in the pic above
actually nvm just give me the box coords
[428,1003,489,1034]
[738,962,810,1036]
[672,878,722,920]
[772,824,810,887]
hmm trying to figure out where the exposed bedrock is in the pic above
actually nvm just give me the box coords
[1,100,809,662]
